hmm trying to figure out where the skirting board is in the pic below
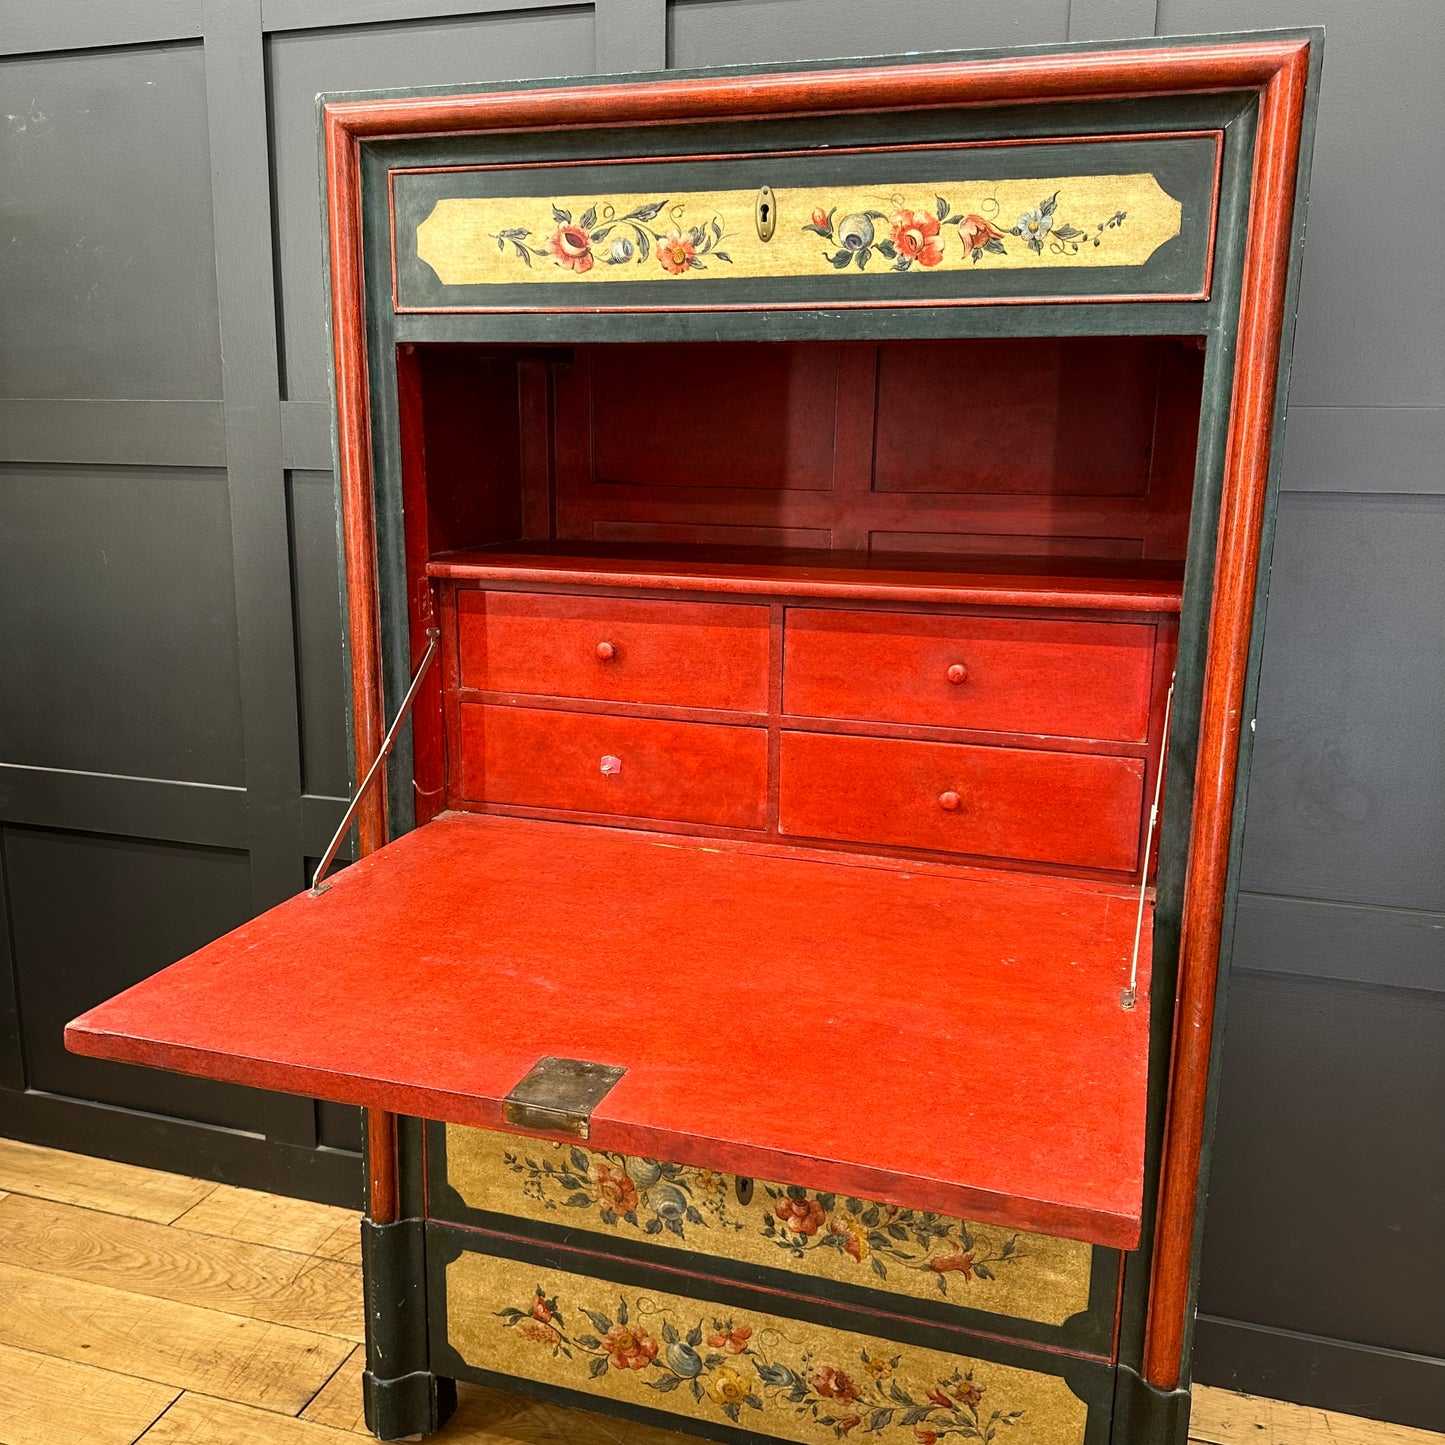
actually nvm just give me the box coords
[1194,1314,1445,1434]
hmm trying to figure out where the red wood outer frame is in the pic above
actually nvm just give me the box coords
[322,36,1312,1389]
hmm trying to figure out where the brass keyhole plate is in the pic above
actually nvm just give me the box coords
[755,186,776,242]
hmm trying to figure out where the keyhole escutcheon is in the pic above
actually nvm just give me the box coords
[755,185,776,242]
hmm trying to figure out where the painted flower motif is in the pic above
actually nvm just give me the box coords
[658,228,698,274]
[930,1250,975,1280]
[665,1341,704,1378]
[774,1196,827,1236]
[587,1161,639,1215]
[693,1169,727,1198]
[704,1363,751,1407]
[916,1432,940,1445]
[831,1215,871,1263]
[889,208,944,267]
[838,1414,863,1436]
[1014,201,1055,253]
[707,1324,753,1354]
[606,236,635,265]
[957,214,1004,260]
[861,1350,891,1382]
[518,1319,557,1345]
[836,213,877,252]
[601,1323,659,1371]
[529,1291,554,1323]
[953,1378,985,1408]
[547,223,594,274]
[810,1366,861,1403]
[927,1387,953,1409]
[811,206,831,229]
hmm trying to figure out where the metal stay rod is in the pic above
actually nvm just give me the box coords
[1121,675,1174,1011]
[310,627,440,897]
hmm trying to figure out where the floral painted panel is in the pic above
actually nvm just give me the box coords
[447,1248,1091,1444]
[443,1126,1094,1329]
[412,173,1181,288]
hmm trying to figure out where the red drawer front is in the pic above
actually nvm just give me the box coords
[783,608,1155,742]
[779,731,1144,870]
[457,590,769,712]
[459,704,768,829]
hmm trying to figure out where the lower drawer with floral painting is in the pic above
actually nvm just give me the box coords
[426,1124,1120,1357]
[426,1223,1114,1445]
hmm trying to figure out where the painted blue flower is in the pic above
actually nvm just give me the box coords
[1015,208,1053,251]
[606,236,635,264]
[836,213,876,251]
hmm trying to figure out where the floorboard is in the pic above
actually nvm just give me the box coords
[0,1340,178,1445]
[0,1138,215,1224]
[0,1141,1432,1445]
[0,1193,364,1340]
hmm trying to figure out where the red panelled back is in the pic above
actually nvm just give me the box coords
[590,343,839,491]
[549,338,1199,561]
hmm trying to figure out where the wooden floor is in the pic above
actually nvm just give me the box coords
[0,1138,1433,1445]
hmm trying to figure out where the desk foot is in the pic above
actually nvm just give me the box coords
[1111,1363,1191,1445]
[363,1369,457,1442]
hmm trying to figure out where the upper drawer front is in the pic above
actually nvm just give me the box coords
[458,590,769,713]
[784,609,1156,742]
[779,732,1143,870]
[459,704,768,829]
[394,133,1220,313]
[430,1123,1116,1357]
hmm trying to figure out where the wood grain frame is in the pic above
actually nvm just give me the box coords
[322,35,1312,1392]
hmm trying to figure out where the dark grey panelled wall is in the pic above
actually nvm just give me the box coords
[0,0,1439,1429]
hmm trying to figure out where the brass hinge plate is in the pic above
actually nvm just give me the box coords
[503,1057,627,1139]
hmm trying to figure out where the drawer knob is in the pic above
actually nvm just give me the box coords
[946,663,968,685]
[938,790,962,812]
[596,641,616,661]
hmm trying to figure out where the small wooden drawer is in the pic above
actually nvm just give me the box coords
[779,732,1144,870]
[457,589,770,712]
[459,704,768,829]
[429,1223,1113,1445]
[428,1123,1119,1358]
[783,608,1156,742]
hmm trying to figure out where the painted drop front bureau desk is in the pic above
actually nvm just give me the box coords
[68,30,1320,1445]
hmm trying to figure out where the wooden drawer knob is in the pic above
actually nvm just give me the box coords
[938,790,962,812]
[596,641,616,661]
[946,663,968,685]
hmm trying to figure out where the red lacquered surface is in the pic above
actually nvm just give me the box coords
[551,342,1202,562]
[779,731,1144,871]
[429,544,1186,614]
[783,608,1157,742]
[66,812,1152,1248]
[457,589,769,713]
[460,705,769,830]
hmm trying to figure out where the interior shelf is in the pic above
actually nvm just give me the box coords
[427,543,1186,615]
[67,811,1153,1249]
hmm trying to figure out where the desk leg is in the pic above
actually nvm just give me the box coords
[361,1109,458,1440]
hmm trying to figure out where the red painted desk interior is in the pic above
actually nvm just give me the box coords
[67,810,1152,1249]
